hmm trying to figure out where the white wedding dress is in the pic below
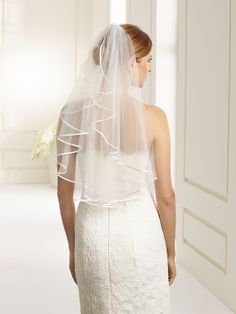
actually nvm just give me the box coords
[74,151,170,313]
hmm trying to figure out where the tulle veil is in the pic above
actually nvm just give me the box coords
[56,23,157,207]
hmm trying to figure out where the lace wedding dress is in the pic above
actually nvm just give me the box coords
[74,151,170,313]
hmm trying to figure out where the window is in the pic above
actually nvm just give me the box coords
[110,0,126,24]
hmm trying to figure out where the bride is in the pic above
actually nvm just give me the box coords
[56,23,176,313]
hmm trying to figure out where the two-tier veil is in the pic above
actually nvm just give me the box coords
[56,23,157,207]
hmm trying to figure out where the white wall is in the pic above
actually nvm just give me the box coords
[176,0,236,311]
[0,0,117,184]
[0,0,78,183]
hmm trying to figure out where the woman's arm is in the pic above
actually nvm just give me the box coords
[151,106,176,258]
[57,154,76,253]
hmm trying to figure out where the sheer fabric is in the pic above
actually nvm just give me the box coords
[56,24,157,206]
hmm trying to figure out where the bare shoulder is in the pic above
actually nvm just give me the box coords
[145,104,167,120]
[145,104,169,140]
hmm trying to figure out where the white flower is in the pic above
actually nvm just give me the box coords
[41,130,54,144]
[31,121,57,160]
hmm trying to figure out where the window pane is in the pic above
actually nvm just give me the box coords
[110,0,126,24]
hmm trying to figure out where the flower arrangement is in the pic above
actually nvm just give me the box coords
[31,121,57,160]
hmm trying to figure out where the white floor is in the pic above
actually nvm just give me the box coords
[0,184,234,314]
